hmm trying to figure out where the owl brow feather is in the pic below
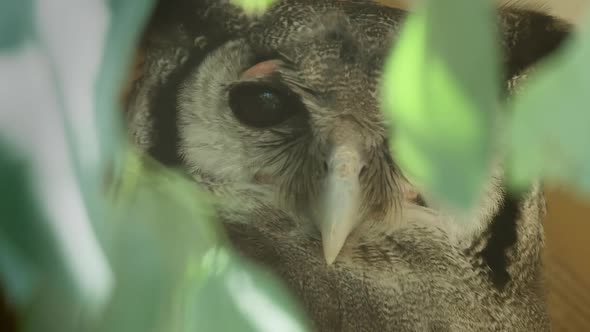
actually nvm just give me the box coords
[277,69,322,98]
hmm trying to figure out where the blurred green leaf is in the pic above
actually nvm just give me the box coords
[0,140,44,307]
[190,249,311,332]
[95,150,310,332]
[9,0,156,321]
[0,138,91,330]
[381,0,499,210]
[92,150,218,332]
[0,0,33,49]
[231,0,277,15]
[508,15,590,194]
[23,0,120,315]
[2,0,310,331]
[94,0,156,166]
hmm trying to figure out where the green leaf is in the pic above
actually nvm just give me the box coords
[190,249,311,332]
[13,148,221,332]
[0,138,98,330]
[91,150,218,332]
[508,14,590,194]
[96,151,310,332]
[0,140,44,307]
[0,0,33,49]
[95,0,156,166]
[381,0,499,210]
[0,1,310,331]
[0,0,155,326]
[231,0,277,15]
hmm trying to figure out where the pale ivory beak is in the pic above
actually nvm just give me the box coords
[319,145,364,265]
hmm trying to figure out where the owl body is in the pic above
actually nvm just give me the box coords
[127,1,570,330]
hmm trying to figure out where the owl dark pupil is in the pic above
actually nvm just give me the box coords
[259,91,281,110]
[228,82,300,128]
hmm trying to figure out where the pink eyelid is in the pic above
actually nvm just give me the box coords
[240,59,282,79]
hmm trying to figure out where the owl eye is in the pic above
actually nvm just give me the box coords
[228,82,303,128]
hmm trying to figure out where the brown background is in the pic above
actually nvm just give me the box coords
[545,189,590,331]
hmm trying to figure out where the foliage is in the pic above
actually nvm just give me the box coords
[508,16,590,194]
[0,0,308,331]
[383,1,590,210]
[0,0,33,49]
[1,0,590,331]
[231,0,277,15]
[382,0,498,210]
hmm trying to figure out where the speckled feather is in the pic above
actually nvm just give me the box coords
[126,1,570,331]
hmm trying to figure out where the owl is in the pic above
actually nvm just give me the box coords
[125,0,571,331]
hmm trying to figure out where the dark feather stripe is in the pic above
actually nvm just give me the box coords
[474,191,524,290]
[147,51,210,167]
[145,1,247,167]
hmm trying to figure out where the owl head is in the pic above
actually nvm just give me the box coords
[128,0,570,265]
[176,2,413,264]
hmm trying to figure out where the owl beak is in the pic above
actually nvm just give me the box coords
[319,145,364,265]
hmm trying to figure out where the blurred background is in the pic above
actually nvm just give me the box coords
[545,189,590,331]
